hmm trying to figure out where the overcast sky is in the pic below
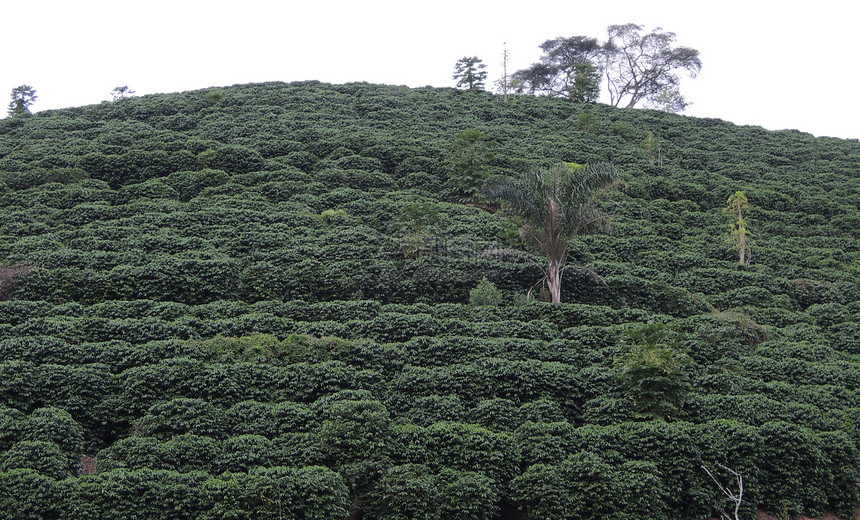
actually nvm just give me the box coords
[2,0,857,140]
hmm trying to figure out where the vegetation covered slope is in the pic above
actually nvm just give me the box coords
[0,81,858,520]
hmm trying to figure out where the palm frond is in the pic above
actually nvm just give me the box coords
[483,170,544,226]
[484,161,623,239]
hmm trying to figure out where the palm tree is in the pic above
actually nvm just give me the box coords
[484,162,623,303]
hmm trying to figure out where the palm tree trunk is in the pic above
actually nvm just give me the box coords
[547,259,563,303]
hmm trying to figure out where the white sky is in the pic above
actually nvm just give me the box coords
[2,0,857,140]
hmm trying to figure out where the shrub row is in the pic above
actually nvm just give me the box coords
[1,298,652,328]
[0,466,347,520]
[5,313,604,345]
[2,418,856,520]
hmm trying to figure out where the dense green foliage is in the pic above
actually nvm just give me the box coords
[0,81,858,519]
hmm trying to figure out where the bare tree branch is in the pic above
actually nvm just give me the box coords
[702,463,744,520]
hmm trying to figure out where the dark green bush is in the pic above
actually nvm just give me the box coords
[513,420,578,465]
[509,451,670,520]
[21,406,85,456]
[401,394,466,426]
[215,434,276,473]
[419,422,519,486]
[160,434,221,473]
[315,393,391,465]
[0,469,65,520]
[466,398,521,431]
[205,466,350,520]
[0,406,25,450]
[757,421,831,516]
[0,335,77,364]
[96,436,163,472]
[164,168,229,201]
[372,464,441,520]
[72,468,212,520]
[0,440,80,479]
[437,468,498,520]
[138,397,229,440]
[197,144,264,173]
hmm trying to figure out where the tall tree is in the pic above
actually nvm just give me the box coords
[452,56,488,91]
[603,24,701,109]
[7,85,37,116]
[484,162,623,303]
[513,36,603,102]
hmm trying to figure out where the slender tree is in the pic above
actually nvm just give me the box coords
[641,131,663,166]
[484,162,623,303]
[725,191,752,264]
[452,56,488,91]
[499,43,511,102]
[8,85,37,116]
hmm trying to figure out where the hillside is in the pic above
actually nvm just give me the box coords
[0,81,858,519]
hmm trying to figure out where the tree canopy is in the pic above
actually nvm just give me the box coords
[512,25,701,111]
[604,24,702,109]
[512,36,603,102]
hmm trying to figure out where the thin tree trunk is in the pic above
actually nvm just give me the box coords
[736,207,746,264]
[502,44,510,103]
[546,259,563,303]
